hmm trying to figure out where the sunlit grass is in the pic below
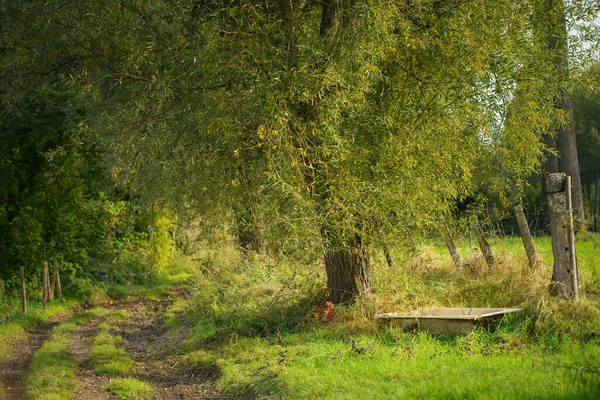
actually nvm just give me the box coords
[90,319,133,377]
[105,377,155,399]
[172,233,600,399]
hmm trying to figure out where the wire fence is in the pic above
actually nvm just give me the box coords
[458,202,600,280]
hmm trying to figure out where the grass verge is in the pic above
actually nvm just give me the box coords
[0,300,79,363]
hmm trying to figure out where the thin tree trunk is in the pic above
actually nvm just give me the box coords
[439,216,461,268]
[473,216,495,268]
[236,210,264,254]
[514,206,539,269]
[382,242,395,267]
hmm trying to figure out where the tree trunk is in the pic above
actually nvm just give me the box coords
[556,92,585,228]
[320,0,340,36]
[382,242,395,267]
[236,208,264,254]
[324,236,371,304]
[545,0,585,228]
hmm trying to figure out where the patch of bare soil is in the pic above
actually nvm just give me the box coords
[115,288,244,399]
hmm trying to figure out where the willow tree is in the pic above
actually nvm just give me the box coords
[100,1,556,302]
[10,0,591,302]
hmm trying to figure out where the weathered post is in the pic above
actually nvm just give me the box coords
[565,176,580,300]
[53,258,62,299]
[546,173,579,299]
[20,266,27,314]
[514,206,538,269]
[473,216,494,268]
[42,261,49,308]
[439,216,461,268]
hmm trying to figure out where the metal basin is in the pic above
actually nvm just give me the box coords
[375,307,522,335]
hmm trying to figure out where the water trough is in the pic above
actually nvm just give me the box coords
[375,308,522,335]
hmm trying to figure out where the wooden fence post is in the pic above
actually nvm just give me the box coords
[42,261,49,308]
[20,266,27,314]
[546,173,579,299]
[53,258,62,299]
[514,206,538,269]
[46,261,53,302]
[439,216,461,268]
[472,216,494,268]
[565,176,580,300]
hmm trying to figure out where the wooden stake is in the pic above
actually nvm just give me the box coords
[20,266,27,314]
[53,258,62,299]
[42,261,49,308]
[46,261,53,302]
[566,176,580,300]
[514,206,538,269]
[546,173,578,299]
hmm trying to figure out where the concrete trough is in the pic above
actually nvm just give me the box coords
[375,307,522,335]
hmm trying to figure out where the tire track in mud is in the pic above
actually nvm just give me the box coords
[0,323,55,400]
[69,315,112,400]
[114,288,234,399]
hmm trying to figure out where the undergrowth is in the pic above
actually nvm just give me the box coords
[170,234,600,398]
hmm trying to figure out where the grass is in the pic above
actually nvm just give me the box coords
[90,312,134,376]
[25,308,107,400]
[105,377,155,399]
[208,330,600,399]
[169,233,600,399]
[89,310,157,399]
[0,299,79,363]
[106,270,192,300]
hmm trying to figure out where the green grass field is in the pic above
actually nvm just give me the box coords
[171,233,600,399]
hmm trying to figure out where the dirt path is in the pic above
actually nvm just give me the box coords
[69,316,112,400]
[114,289,230,399]
[0,323,55,399]
[1,287,249,399]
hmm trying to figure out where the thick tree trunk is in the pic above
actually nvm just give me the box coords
[556,91,585,227]
[543,134,559,175]
[324,236,371,304]
[545,0,585,228]
[320,0,340,36]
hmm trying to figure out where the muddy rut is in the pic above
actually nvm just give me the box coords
[114,291,226,399]
[0,323,55,400]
